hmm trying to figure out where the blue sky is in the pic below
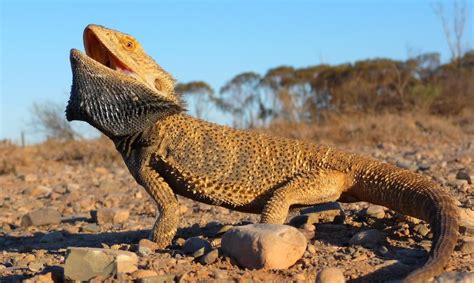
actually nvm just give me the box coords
[1,0,472,143]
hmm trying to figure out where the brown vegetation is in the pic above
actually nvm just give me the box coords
[178,51,474,131]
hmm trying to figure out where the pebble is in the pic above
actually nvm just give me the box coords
[456,170,472,184]
[182,237,212,255]
[300,223,316,231]
[64,247,138,281]
[216,224,233,236]
[349,229,383,247]
[138,246,152,257]
[397,214,422,225]
[307,244,316,254]
[213,270,227,279]
[137,274,175,283]
[364,205,385,219]
[23,272,54,283]
[21,208,61,227]
[27,261,44,272]
[459,208,474,235]
[92,208,129,225]
[290,202,345,226]
[418,163,430,171]
[21,174,38,182]
[139,239,159,251]
[459,240,474,255]
[221,224,306,269]
[131,269,158,279]
[413,224,430,237]
[199,249,219,265]
[434,272,474,283]
[192,247,207,258]
[298,227,316,241]
[316,267,345,283]
[448,179,468,188]
[396,160,418,171]
[23,185,52,198]
[175,238,186,247]
[81,223,100,233]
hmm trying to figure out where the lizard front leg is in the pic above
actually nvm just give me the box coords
[261,170,350,224]
[139,164,179,249]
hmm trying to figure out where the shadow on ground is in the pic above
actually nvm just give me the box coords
[0,229,150,252]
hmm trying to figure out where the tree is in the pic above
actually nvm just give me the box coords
[219,72,263,128]
[433,0,468,66]
[30,101,81,140]
[175,81,214,120]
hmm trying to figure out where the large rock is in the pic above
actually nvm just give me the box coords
[64,247,138,281]
[20,208,61,227]
[221,224,306,269]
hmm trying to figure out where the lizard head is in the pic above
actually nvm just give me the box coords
[66,24,184,138]
[83,24,177,101]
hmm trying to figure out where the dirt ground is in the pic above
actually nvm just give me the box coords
[0,117,473,282]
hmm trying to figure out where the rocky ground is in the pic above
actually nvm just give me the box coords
[0,134,473,282]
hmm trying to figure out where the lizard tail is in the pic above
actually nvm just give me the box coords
[348,158,459,283]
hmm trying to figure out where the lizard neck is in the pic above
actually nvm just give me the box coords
[66,49,185,138]
[112,124,156,158]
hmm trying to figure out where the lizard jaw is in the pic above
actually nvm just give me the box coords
[83,26,136,78]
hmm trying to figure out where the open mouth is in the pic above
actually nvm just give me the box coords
[83,27,134,76]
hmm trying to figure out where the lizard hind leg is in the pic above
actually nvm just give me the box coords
[260,170,350,224]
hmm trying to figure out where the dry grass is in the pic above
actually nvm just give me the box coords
[0,136,123,175]
[1,112,471,174]
[266,112,471,147]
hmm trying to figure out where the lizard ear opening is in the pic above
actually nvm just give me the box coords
[154,79,163,92]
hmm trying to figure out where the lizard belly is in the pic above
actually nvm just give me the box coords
[152,156,273,213]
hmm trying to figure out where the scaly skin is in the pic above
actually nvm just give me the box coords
[66,24,459,283]
[82,24,178,103]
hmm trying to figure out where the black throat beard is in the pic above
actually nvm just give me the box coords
[66,50,184,138]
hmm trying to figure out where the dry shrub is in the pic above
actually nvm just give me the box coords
[430,68,474,116]
[0,137,124,175]
[0,141,18,175]
[267,112,467,147]
[36,136,123,168]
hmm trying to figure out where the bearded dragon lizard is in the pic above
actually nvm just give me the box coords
[65,24,459,283]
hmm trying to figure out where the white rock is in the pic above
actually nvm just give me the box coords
[316,267,345,283]
[64,247,138,281]
[222,224,306,269]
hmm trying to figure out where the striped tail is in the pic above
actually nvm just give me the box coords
[348,157,459,283]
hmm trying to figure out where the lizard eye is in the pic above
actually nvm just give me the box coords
[121,37,136,51]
